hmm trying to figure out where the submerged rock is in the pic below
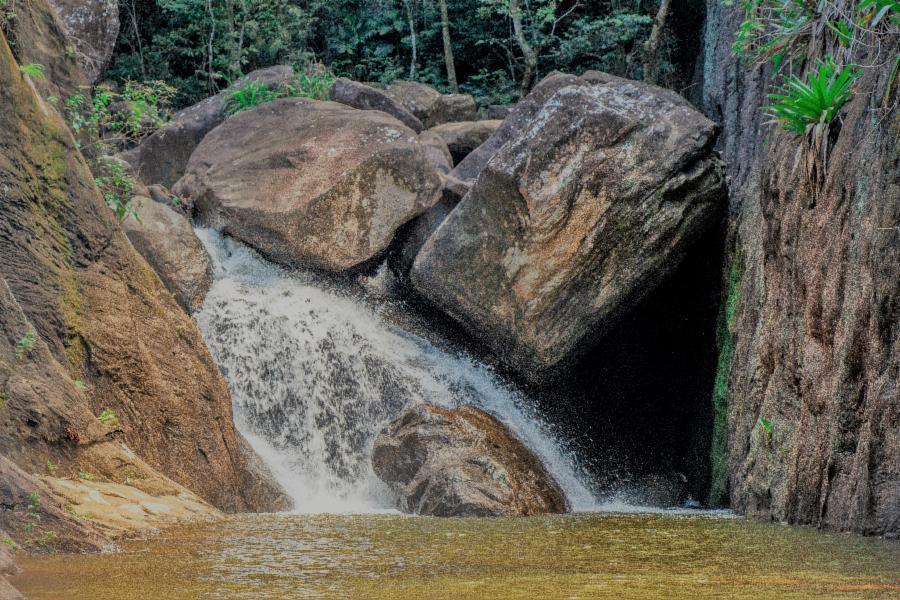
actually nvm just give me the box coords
[372,404,569,517]
[122,65,295,188]
[331,78,424,132]
[123,198,213,313]
[177,98,442,271]
[412,75,725,380]
[386,81,477,127]
[429,120,502,165]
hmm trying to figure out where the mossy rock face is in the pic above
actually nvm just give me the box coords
[0,31,289,516]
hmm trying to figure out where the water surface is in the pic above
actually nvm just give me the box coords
[14,512,900,599]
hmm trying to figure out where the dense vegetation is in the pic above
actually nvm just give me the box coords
[109,0,706,107]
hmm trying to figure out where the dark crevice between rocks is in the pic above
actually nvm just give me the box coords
[525,219,727,506]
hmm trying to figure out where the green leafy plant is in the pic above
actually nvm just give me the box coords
[758,417,774,446]
[45,460,59,472]
[225,80,279,116]
[73,379,87,391]
[2,537,17,551]
[93,157,140,222]
[282,70,335,101]
[23,491,41,534]
[78,469,94,481]
[764,58,860,134]
[19,63,45,79]
[97,408,120,428]
[15,331,35,360]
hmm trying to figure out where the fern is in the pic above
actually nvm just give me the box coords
[19,63,45,80]
[225,80,279,116]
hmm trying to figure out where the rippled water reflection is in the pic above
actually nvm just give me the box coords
[14,513,900,599]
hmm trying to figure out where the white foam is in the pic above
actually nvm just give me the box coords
[194,228,599,513]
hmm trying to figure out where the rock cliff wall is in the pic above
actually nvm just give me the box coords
[703,5,899,534]
[0,29,288,517]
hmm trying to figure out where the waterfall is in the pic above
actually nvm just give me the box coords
[195,229,597,513]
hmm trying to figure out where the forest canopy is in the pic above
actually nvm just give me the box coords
[109,0,706,107]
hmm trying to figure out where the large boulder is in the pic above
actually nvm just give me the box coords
[412,75,725,380]
[386,80,477,127]
[177,98,443,271]
[0,32,288,515]
[123,197,213,313]
[451,71,583,185]
[121,65,294,188]
[429,120,502,165]
[331,78,424,132]
[372,404,569,516]
[47,0,119,82]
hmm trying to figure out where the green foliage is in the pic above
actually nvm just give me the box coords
[708,249,743,507]
[78,469,95,480]
[19,62,45,79]
[15,331,35,360]
[765,58,860,134]
[98,408,120,428]
[93,158,140,222]
[73,379,87,391]
[282,70,335,101]
[758,417,774,447]
[108,0,684,107]
[45,460,59,472]
[225,71,335,116]
[225,80,279,116]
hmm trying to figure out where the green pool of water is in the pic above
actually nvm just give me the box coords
[13,512,900,599]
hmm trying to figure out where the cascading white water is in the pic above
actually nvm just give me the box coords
[195,229,598,513]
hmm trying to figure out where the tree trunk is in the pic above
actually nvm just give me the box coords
[642,0,673,85]
[438,0,458,92]
[509,0,537,97]
[404,0,417,80]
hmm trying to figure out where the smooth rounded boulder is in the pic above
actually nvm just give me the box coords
[386,80,477,127]
[48,0,119,82]
[372,403,569,517]
[331,77,424,132]
[176,98,443,271]
[412,75,725,381]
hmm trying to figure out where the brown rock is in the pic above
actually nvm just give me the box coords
[177,98,442,271]
[412,76,725,380]
[2,0,87,98]
[0,32,289,514]
[331,78,424,132]
[703,7,899,535]
[450,72,580,185]
[47,0,119,82]
[123,198,213,313]
[0,456,109,553]
[386,80,477,127]
[429,120,502,165]
[372,404,569,516]
[416,130,453,174]
[121,65,295,188]
[486,104,513,120]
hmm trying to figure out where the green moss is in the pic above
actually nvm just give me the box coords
[708,247,743,507]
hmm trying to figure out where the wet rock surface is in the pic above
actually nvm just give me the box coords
[178,98,442,271]
[372,403,569,516]
[412,74,725,380]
